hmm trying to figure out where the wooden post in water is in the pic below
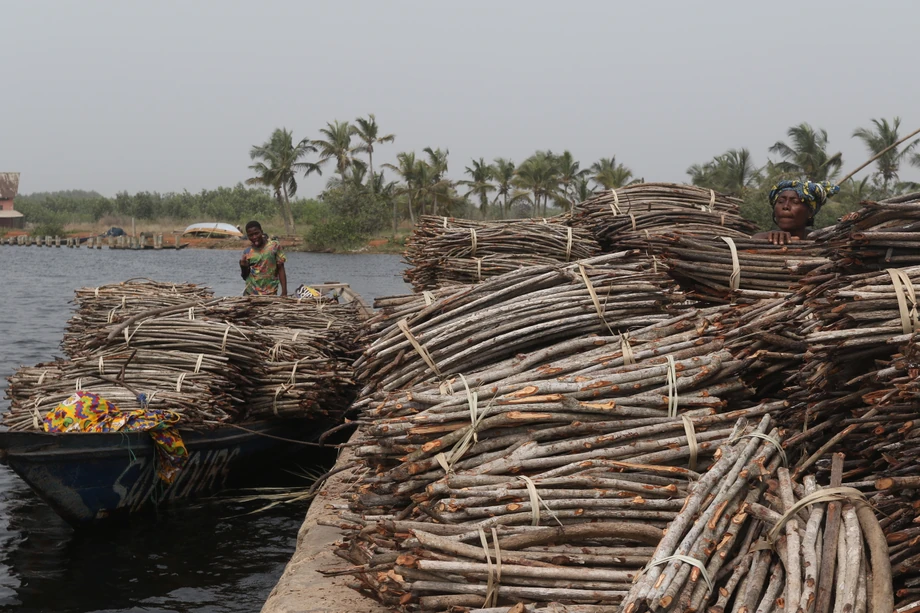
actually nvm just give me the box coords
[45,236,52,247]
[55,236,61,247]
[175,234,180,248]
[154,234,162,249]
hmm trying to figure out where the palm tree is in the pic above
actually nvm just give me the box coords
[572,176,593,204]
[313,120,354,178]
[326,159,368,192]
[687,148,761,197]
[461,158,495,217]
[383,151,419,231]
[350,114,395,180]
[490,158,515,219]
[245,128,320,235]
[515,151,560,217]
[852,117,919,195]
[423,147,449,182]
[769,123,843,181]
[414,161,461,216]
[590,157,634,190]
[556,150,588,211]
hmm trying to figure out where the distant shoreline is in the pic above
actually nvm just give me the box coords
[0,230,404,255]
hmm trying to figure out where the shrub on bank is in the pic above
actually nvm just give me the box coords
[304,216,367,251]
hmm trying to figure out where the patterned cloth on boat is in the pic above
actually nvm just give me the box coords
[43,390,188,484]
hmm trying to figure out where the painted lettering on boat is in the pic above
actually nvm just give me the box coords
[111,446,241,512]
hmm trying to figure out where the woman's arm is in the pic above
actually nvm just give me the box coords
[277,262,287,296]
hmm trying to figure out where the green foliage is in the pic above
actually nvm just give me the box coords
[31,222,65,237]
[302,181,394,250]
[13,184,276,226]
[290,198,329,225]
[321,184,389,235]
[304,216,367,251]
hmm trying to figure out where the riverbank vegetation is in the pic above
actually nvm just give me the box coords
[13,116,920,251]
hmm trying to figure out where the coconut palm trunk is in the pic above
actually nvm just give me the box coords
[280,185,295,235]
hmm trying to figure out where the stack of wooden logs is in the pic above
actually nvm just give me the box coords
[623,451,892,613]
[572,183,758,253]
[653,235,829,304]
[62,279,217,357]
[810,192,920,272]
[331,404,781,610]
[336,255,916,609]
[4,348,241,429]
[332,275,819,610]
[403,216,601,290]
[4,282,366,430]
[352,253,688,395]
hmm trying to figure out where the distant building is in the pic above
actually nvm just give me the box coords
[0,172,24,229]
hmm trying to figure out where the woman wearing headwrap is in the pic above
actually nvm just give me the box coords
[753,180,840,245]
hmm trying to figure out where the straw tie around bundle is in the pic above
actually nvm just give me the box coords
[720,236,741,291]
[887,268,919,334]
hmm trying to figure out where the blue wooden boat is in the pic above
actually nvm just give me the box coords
[0,418,335,526]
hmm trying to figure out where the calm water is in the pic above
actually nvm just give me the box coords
[0,245,409,613]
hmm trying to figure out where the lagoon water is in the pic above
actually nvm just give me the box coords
[0,245,409,613]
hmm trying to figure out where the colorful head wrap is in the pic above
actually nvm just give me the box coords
[768,180,840,217]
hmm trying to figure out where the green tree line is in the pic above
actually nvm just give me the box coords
[248,115,920,246]
[13,185,329,231]
[16,115,920,248]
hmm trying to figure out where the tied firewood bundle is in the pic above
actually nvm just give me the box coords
[654,235,829,304]
[218,296,367,357]
[705,296,810,398]
[369,288,466,336]
[572,183,757,252]
[72,278,212,302]
[63,279,217,357]
[810,192,920,272]
[622,443,893,613]
[243,326,357,422]
[404,216,600,290]
[353,253,687,394]
[330,411,778,611]
[351,306,733,417]
[794,265,920,396]
[3,348,241,430]
[350,357,768,513]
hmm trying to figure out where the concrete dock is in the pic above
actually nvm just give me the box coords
[262,435,390,613]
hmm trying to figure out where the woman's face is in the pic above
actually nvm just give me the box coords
[773,191,811,231]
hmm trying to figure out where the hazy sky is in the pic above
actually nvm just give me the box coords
[3,1,919,198]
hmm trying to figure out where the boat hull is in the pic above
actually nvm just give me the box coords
[0,419,329,526]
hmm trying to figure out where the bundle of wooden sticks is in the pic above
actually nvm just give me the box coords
[572,183,757,252]
[404,216,600,290]
[811,192,920,272]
